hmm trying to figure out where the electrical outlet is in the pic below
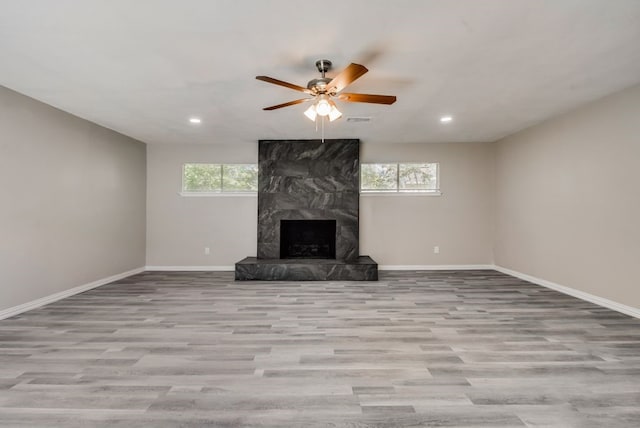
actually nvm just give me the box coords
[433,246,440,254]
[204,247,210,255]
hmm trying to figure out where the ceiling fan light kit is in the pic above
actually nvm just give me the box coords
[303,105,317,121]
[256,59,396,125]
[314,94,332,116]
[303,94,342,123]
[328,104,342,122]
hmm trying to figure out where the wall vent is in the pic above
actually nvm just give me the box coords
[346,117,372,123]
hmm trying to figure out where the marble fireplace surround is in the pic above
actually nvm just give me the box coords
[235,139,378,281]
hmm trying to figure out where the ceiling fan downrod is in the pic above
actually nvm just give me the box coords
[315,59,331,78]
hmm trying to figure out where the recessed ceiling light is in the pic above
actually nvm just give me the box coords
[189,117,202,124]
[440,116,453,123]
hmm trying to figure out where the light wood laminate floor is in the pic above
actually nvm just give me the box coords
[1,270,639,427]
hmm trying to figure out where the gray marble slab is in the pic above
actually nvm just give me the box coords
[256,139,360,261]
[235,256,378,281]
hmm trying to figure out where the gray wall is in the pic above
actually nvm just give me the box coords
[361,142,495,266]
[0,86,146,312]
[494,84,640,308]
[4,79,638,312]
[145,141,495,267]
[146,143,258,267]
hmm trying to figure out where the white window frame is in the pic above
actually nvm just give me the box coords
[180,163,258,197]
[360,162,441,196]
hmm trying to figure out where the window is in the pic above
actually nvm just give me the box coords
[182,163,258,194]
[360,163,398,191]
[398,163,438,192]
[360,162,439,194]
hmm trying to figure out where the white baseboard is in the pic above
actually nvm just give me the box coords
[0,267,145,321]
[379,264,494,271]
[147,265,493,272]
[493,265,640,319]
[145,265,234,271]
[5,264,636,321]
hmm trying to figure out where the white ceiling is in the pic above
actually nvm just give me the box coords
[1,0,640,145]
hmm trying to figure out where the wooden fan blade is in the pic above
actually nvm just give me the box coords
[327,63,368,93]
[256,76,312,93]
[263,98,310,111]
[338,93,397,104]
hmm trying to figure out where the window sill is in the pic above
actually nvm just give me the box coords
[360,191,442,197]
[179,192,258,197]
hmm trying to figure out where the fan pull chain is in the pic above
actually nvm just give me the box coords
[321,116,325,143]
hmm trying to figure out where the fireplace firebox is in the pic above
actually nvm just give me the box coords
[280,220,336,259]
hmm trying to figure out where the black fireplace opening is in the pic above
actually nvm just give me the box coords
[280,220,336,259]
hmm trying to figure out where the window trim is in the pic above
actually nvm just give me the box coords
[179,191,258,197]
[360,190,442,197]
[360,162,441,195]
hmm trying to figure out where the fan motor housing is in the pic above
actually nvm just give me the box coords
[307,77,332,94]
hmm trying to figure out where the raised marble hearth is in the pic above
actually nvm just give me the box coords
[235,256,378,281]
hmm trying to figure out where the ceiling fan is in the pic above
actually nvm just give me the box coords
[256,59,396,122]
